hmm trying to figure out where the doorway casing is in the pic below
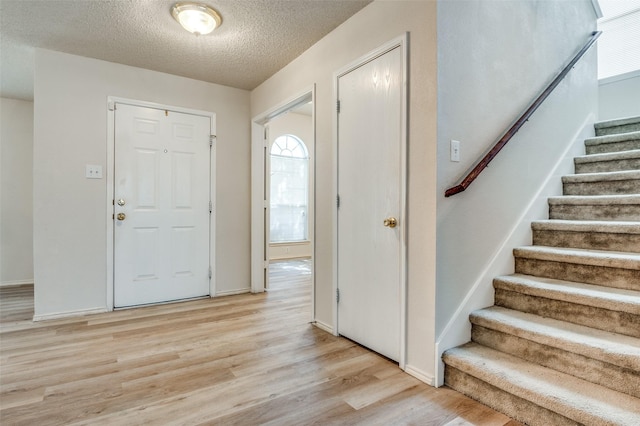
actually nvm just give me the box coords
[251,86,316,320]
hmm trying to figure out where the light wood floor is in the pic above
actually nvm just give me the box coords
[0,261,519,425]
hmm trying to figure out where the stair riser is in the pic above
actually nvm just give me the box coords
[563,179,640,196]
[532,230,640,253]
[471,326,640,398]
[575,158,640,173]
[549,204,640,221]
[514,258,640,290]
[586,140,640,154]
[595,124,640,137]
[444,367,579,426]
[494,289,640,337]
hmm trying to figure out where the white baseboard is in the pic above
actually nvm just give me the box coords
[404,364,435,386]
[33,307,108,322]
[312,320,333,334]
[1,279,33,287]
[214,288,251,297]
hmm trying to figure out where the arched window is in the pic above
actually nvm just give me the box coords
[270,135,309,242]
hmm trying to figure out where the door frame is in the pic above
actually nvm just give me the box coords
[332,34,408,369]
[106,97,217,310]
[250,86,316,316]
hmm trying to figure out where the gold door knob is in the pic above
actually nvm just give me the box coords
[383,217,397,228]
[117,213,126,221]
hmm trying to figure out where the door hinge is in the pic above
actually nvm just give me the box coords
[210,135,216,147]
[336,288,340,303]
[264,199,267,209]
[264,261,268,268]
[336,195,340,208]
[208,267,212,279]
[209,201,213,213]
[336,100,341,114]
[108,101,116,111]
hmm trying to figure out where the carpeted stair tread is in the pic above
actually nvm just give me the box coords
[595,116,640,136]
[576,148,640,162]
[562,169,640,184]
[588,131,640,145]
[470,306,640,370]
[494,273,640,315]
[548,194,640,206]
[548,194,640,221]
[561,169,640,195]
[443,343,640,425]
[531,219,640,234]
[585,130,640,153]
[513,245,640,269]
[574,148,640,165]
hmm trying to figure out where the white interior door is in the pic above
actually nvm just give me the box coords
[337,46,404,361]
[114,104,211,307]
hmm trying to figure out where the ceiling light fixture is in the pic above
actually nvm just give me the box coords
[171,2,222,36]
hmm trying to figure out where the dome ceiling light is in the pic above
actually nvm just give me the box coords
[171,2,222,36]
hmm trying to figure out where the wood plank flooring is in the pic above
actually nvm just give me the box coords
[0,262,519,425]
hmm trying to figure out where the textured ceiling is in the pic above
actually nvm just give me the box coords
[0,0,371,100]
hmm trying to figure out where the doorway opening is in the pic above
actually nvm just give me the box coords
[251,87,315,320]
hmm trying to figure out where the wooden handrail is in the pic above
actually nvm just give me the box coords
[444,31,602,197]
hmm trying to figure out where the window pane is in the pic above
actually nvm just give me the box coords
[270,135,309,242]
[598,2,640,79]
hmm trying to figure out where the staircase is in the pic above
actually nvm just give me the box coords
[442,116,640,426]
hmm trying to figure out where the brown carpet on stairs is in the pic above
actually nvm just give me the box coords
[442,116,640,426]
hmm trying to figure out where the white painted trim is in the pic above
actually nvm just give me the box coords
[106,96,216,310]
[404,364,435,386]
[210,112,217,299]
[591,0,603,19]
[33,307,108,322]
[214,288,251,297]
[0,279,34,287]
[250,85,316,324]
[332,34,409,369]
[312,320,334,335]
[599,69,640,85]
[250,120,267,294]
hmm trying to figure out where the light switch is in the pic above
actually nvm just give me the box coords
[86,165,103,179]
[450,140,461,162]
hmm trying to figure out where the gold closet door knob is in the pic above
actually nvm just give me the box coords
[383,217,397,228]
[117,213,126,221]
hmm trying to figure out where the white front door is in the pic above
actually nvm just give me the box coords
[114,104,211,307]
[337,45,404,361]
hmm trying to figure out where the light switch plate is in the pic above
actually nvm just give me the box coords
[86,165,103,179]
[450,140,461,162]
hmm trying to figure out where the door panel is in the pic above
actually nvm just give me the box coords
[337,46,403,361]
[114,104,210,307]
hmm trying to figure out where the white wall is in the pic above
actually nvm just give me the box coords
[267,111,313,260]
[599,70,640,120]
[1,98,34,286]
[33,49,251,318]
[435,0,599,383]
[251,1,438,383]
